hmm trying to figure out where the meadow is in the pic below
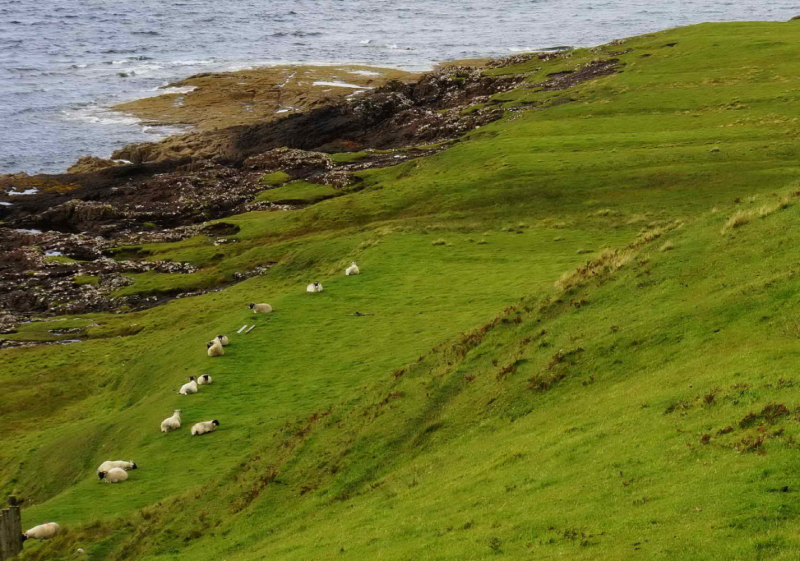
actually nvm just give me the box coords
[5,21,800,559]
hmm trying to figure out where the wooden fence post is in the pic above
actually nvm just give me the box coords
[0,496,23,560]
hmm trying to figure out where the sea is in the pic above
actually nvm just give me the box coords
[2,0,799,175]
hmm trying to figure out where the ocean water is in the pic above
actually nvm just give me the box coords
[1,0,799,175]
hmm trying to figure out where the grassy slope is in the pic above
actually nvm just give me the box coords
[6,21,800,560]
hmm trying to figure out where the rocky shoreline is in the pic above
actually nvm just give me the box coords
[0,51,616,340]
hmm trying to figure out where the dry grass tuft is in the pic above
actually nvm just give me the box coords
[659,241,675,252]
[721,193,794,234]
[720,210,754,234]
[555,248,635,291]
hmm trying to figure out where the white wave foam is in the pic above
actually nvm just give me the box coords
[159,86,197,94]
[45,250,63,256]
[349,70,381,76]
[312,81,373,89]
[8,188,38,195]
[15,228,42,234]
[0,202,13,206]
[64,106,140,126]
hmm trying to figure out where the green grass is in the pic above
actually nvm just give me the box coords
[74,275,99,286]
[260,171,291,186]
[254,180,340,204]
[9,21,800,560]
[330,151,370,164]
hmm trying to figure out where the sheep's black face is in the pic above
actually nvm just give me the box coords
[249,303,255,309]
[217,335,223,339]
[206,342,212,349]
[212,420,220,426]
[189,376,195,381]
[98,472,106,480]
[21,534,28,543]
[130,463,138,470]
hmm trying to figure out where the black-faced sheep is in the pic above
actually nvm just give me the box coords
[207,340,224,357]
[161,409,182,432]
[307,282,324,293]
[191,420,220,435]
[249,303,273,313]
[97,460,137,474]
[21,522,61,542]
[179,376,199,395]
[98,467,128,483]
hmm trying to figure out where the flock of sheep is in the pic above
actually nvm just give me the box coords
[20,262,361,545]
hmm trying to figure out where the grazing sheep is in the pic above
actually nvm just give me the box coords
[178,376,198,395]
[191,419,220,436]
[207,340,224,357]
[99,467,128,483]
[197,374,213,385]
[346,262,360,276]
[249,302,273,313]
[216,334,229,346]
[160,409,182,433]
[21,522,61,542]
[307,281,324,293]
[97,460,137,474]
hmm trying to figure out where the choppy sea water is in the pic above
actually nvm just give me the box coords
[2,0,799,175]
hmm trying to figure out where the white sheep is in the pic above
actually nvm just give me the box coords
[99,467,128,483]
[21,522,61,542]
[207,340,224,357]
[345,262,360,275]
[249,302,273,313]
[191,419,220,436]
[216,334,229,346]
[306,281,324,293]
[197,374,213,385]
[160,409,182,433]
[97,460,137,474]
[178,376,198,395]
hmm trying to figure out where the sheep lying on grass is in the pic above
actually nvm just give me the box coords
[197,374,213,385]
[97,460,137,474]
[307,281,324,293]
[22,522,61,542]
[249,302,272,313]
[346,262,360,275]
[207,339,224,357]
[99,467,128,483]
[161,409,182,433]
[191,420,220,436]
[216,334,229,346]
[178,376,198,395]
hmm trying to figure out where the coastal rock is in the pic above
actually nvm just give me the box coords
[67,156,125,175]
[244,148,334,175]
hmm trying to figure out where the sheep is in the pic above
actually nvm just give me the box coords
[345,262,360,276]
[97,460,137,474]
[249,302,273,313]
[197,374,213,385]
[99,467,128,483]
[207,339,224,357]
[160,409,182,433]
[178,376,198,395]
[216,334,229,346]
[21,522,61,542]
[191,419,220,436]
[306,281,324,293]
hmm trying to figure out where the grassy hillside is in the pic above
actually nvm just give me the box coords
[6,20,800,560]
